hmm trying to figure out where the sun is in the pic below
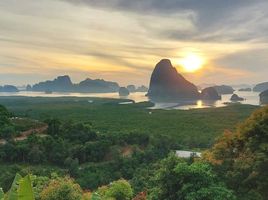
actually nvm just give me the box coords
[179,54,204,72]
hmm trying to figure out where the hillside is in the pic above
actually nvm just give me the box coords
[0,103,265,200]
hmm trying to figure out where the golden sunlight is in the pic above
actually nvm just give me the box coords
[179,53,204,73]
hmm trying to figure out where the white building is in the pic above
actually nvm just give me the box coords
[175,150,201,158]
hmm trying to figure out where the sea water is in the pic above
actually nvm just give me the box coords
[0,91,261,110]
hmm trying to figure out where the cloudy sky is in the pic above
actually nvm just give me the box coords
[0,0,268,86]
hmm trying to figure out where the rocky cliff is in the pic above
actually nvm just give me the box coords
[147,59,200,101]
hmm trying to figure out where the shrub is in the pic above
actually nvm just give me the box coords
[40,176,83,200]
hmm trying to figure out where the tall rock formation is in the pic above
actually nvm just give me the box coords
[147,59,200,101]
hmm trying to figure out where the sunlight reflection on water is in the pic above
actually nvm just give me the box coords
[151,91,261,110]
[0,91,261,110]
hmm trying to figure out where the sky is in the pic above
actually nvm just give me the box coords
[0,0,268,86]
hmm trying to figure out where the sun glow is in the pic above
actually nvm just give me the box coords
[179,54,204,72]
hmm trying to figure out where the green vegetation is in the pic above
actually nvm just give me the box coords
[0,97,267,200]
[97,179,133,200]
[40,176,83,200]
[0,117,171,190]
[205,105,268,200]
[1,174,34,200]
[0,164,66,192]
[0,105,14,140]
[147,154,236,200]
[0,96,257,148]
[0,104,45,141]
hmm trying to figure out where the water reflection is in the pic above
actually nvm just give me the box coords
[0,91,262,110]
[151,91,261,110]
[152,99,218,110]
[196,100,203,108]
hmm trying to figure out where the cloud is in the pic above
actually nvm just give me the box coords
[0,0,268,85]
[214,48,268,72]
[62,0,268,44]
[62,0,254,16]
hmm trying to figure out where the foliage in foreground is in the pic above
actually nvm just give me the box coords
[1,104,268,200]
[1,174,134,200]
[147,154,236,200]
[205,105,268,200]
[40,176,83,200]
[96,179,133,200]
[0,174,34,200]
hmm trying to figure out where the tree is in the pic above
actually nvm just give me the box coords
[40,176,83,200]
[0,105,11,128]
[62,122,97,142]
[132,191,147,200]
[31,175,50,200]
[130,164,155,195]
[83,140,111,162]
[44,138,70,165]
[97,179,133,200]
[0,142,18,162]
[204,106,268,200]
[46,119,61,136]
[64,157,79,176]
[148,154,236,200]
[0,125,15,140]
[28,146,44,164]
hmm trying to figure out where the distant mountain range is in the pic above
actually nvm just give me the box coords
[27,75,148,93]
[30,75,119,93]
[0,65,267,98]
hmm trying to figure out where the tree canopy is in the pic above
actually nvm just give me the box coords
[147,154,236,200]
[205,106,268,200]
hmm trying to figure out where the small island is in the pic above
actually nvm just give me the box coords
[127,85,136,93]
[230,94,244,101]
[119,87,130,96]
[238,88,252,92]
[0,85,19,92]
[200,87,221,100]
[213,85,235,95]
